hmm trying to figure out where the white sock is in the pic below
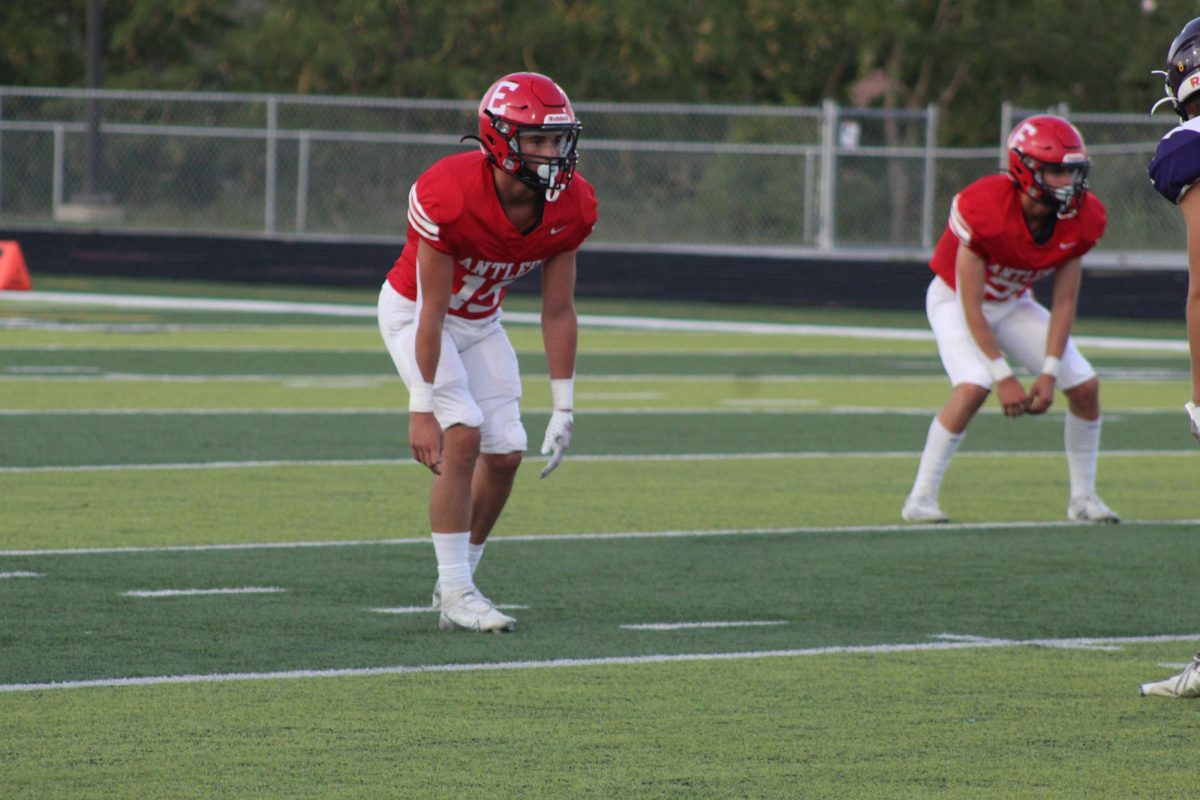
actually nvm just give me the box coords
[431,532,472,594]
[468,542,486,576]
[909,416,964,500]
[1064,412,1101,498]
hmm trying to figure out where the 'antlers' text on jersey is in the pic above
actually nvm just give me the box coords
[388,151,598,319]
[929,174,1106,301]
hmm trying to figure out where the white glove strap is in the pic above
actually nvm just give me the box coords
[986,357,1014,383]
[550,378,574,410]
[1041,355,1061,379]
[408,380,435,413]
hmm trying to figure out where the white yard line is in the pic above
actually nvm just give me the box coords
[621,621,789,631]
[121,587,286,598]
[0,448,1194,476]
[5,518,1200,559]
[3,632,1196,693]
[0,407,1189,416]
[3,291,1187,352]
[0,571,44,579]
[0,372,1181,383]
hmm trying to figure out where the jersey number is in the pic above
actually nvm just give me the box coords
[449,274,514,313]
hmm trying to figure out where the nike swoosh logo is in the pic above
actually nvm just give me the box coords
[550,225,569,235]
[1059,242,1077,250]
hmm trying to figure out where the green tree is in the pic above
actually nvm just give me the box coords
[4,0,1200,145]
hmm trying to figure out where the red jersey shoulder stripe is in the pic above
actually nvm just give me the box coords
[406,184,439,242]
[948,194,973,245]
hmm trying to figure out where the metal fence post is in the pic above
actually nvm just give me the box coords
[0,92,5,220]
[802,150,815,245]
[999,101,1013,169]
[296,132,310,234]
[921,103,938,250]
[264,96,278,234]
[818,99,837,251]
[52,124,65,214]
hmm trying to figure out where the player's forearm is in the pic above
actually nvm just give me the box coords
[1188,286,1200,403]
[1046,260,1082,359]
[1179,193,1200,402]
[1044,301,1076,360]
[541,310,578,380]
[958,301,1001,360]
[954,248,1002,359]
[413,314,443,384]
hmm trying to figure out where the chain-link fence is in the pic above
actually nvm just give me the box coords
[0,87,1183,264]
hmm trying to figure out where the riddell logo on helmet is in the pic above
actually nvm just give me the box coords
[1190,76,1200,89]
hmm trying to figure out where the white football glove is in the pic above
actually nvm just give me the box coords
[538,409,573,478]
[1187,402,1200,445]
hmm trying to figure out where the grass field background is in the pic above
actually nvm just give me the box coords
[3,276,1200,798]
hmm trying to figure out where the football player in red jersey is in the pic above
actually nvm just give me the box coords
[378,72,598,632]
[901,114,1119,524]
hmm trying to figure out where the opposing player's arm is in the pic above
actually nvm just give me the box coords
[408,239,456,474]
[538,249,579,478]
[1181,188,1200,406]
[1179,187,1200,443]
[955,242,1028,416]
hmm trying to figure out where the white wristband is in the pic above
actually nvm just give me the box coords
[1041,355,1061,379]
[550,378,574,410]
[408,381,434,413]
[986,357,1014,383]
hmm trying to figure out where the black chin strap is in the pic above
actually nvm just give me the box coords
[1030,215,1057,245]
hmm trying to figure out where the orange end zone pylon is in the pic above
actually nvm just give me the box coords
[0,241,31,290]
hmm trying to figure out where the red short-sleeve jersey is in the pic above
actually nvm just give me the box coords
[929,174,1106,302]
[387,151,599,319]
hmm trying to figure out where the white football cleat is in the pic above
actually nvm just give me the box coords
[432,581,491,609]
[438,587,516,633]
[901,494,948,523]
[1067,494,1120,523]
[1141,653,1200,697]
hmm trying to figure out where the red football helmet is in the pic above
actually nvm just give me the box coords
[1006,114,1090,217]
[474,72,581,198]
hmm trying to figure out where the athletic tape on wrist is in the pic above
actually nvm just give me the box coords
[1041,355,1061,379]
[550,378,574,410]
[408,381,435,413]
[986,357,1014,383]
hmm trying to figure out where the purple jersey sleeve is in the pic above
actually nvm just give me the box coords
[1150,120,1200,203]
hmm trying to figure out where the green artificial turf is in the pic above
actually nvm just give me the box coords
[4,280,1200,800]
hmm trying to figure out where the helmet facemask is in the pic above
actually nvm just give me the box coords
[483,112,581,200]
[1022,155,1090,217]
